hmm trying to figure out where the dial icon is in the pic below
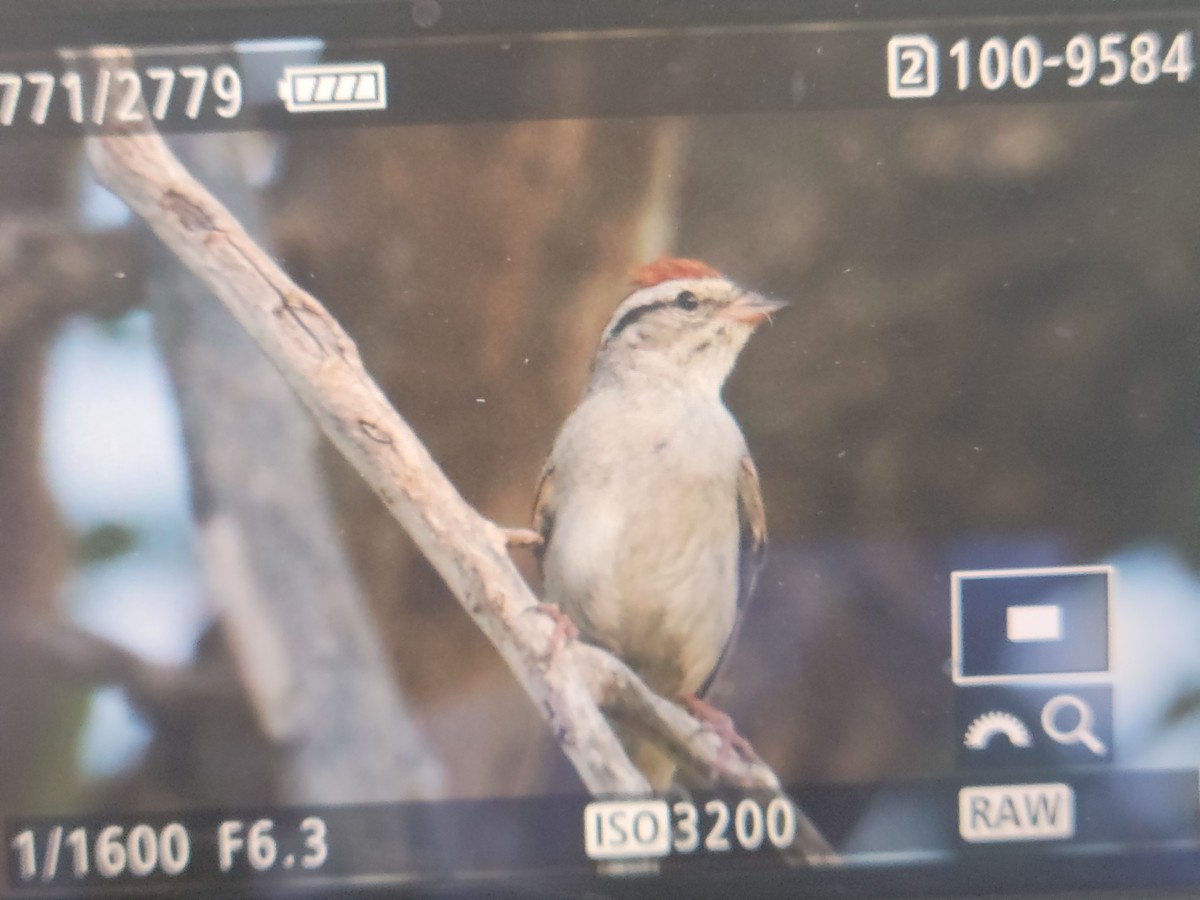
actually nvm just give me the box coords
[963,710,1033,750]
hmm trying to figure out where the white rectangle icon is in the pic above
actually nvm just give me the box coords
[1006,604,1063,642]
[950,564,1115,685]
[584,800,671,860]
[277,62,387,113]
[959,783,1075,843]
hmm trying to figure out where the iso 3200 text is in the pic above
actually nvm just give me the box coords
[584,797,798,861]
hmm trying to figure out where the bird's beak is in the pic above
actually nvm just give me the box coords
[725,292,789,326]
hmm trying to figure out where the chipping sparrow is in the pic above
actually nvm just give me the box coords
[534,257,785,789]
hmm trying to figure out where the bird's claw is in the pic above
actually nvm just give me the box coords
[502,527,544,549]
[529,602,578,665]
[680,695,756,766]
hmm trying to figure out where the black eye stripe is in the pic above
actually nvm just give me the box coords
[605,299,671,340]
[605,290,713,342]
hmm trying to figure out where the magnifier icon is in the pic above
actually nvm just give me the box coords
[1041,694,1106,756]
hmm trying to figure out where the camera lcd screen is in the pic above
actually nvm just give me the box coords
[1,4,1199,896]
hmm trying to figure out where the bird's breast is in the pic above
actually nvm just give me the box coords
[543,391,745,696]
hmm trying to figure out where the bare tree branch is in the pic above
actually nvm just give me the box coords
[80,52,836,863]
[0,217,140,332]
[10,619,217,715]
[83,121,648,798]
[143,131,446,803]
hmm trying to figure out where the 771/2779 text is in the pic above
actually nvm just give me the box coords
[0,64,243,128]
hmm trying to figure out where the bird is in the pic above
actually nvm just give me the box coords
[532,257,785,790]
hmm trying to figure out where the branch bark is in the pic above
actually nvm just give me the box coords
[81,58,835,863]
[143,132,445,803]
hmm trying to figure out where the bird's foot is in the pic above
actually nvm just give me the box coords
[530,603,578,664]
[679,695,756,766]
[502,527,543,549]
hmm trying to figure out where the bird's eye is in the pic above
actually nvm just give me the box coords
[674,290,699,311]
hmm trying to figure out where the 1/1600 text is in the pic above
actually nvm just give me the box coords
[8,816,328,885]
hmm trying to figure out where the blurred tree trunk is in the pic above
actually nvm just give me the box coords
[0,141,140,819]
[0,308,75,815]
[140,133,444,806]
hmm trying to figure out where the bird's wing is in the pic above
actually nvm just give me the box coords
[531,463,556,574]
[736,452,769,603]
[697,452,768,699]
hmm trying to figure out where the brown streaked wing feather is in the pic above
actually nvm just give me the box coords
[531,464,557,574]
[736,453,768,602]
[696,453,768,699]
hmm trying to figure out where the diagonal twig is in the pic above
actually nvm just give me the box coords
[80,48,836,863]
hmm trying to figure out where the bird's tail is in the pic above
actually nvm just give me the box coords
[614,721,677,793]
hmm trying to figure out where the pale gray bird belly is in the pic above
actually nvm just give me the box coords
[613,486,740,696]
[544,397,744,698]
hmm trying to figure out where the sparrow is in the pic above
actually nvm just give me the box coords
[533,257,785,790]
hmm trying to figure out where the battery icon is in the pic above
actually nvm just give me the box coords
[277,62,388,113]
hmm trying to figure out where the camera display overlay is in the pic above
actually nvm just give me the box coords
[2,8,1200,896]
